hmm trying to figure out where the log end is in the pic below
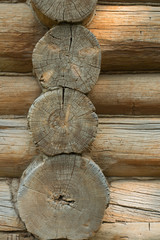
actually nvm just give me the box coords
[28,88,98,156]
[32,24,101,93]
[17,154,110,240]
[31,0,98,23]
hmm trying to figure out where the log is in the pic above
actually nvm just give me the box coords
[1,4,160,72]
[0,179,24,231]
[1,117,160,177]
[17,155,109,240]
[0,232,35,240]
[1,177,160,232]
[88,73,160,115]
[2,74,160,115]
[32,24,101,93]
[98,0,160,4]
[0,3,46,73]
[31,0,97,23]
[0,76,41,115]
[104,178,160,223]
[91,222,160,240]
[28,88,98,155]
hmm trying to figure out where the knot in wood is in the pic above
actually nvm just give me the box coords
[17,154,110,240]
[28,88,98,156]
[32,24,101,93]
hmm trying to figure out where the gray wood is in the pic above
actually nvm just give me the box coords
[0,179,25,231]
[31,0,97,23]
[28,88,98,156]
[17,154,109,240]
[32,24,101,93]
[0,232,35,240]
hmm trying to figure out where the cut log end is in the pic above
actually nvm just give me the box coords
[28,88,98,156]
[32,24,101,93]
[31,0,97,23]
[17,154,110,240]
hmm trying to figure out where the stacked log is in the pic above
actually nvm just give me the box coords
[14,2,110,239]
[1,0,160,239]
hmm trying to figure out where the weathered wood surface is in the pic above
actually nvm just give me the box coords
[1,4,160,72]
[17,155,109,240]
[0,76,41,115]
[0,179,24,231]
[28,88,98,155]
[2,74,160,115]
[33,24,101,93]
[1,118,160,177]
[104,178,160,222]
[0,3,46,73]
[91,222,160,240]
[1,178,160,232]
[98,0,160,5]
[0,232,35,240]
[32,0,97,23]
[89,73,160,115]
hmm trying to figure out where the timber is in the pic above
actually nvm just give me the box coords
[0,232,35,240]
[33,24,101,93]
[17,155,109,240]
[28,88,98,155]
[1,178,160,231]
[31,0,97,23]
[2,117,160,177]
[1,4,160,72]
[2,74,160,115]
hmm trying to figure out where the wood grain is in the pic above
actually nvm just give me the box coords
[17,155,109,240]
[1,117,160,177]
[104,178,160,223]
[2,74,160,115]
[0,232,35,240]
[1,178,160,232]
[91,222,160,240]
[32,24,101,93]
[0,179,24,231]
[28,88,98,155]
[1,4,160,72]
[98,0,160,5]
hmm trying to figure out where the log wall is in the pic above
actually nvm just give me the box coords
[1,0,160,239]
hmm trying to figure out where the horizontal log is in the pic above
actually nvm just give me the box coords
[98,0,160,5]
[2,74,160,115]
[1,117,160,177]
[0,232,34,240]
[104,178,160,222]
[1,178,160,233]
[1,4,160,72]
[91,222,160,240]
[0,179,24,231]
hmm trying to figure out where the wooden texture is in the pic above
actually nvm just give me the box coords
[0,179,24,231]
[28,88,98,155]
[2,74,160,115]
[2,117,160,177]
[1,178,160,231]
[98,0,160,4]
[1,4,160,72]
[0,232,35,240]
[32,0,97,23]
[0,76,41,115]
[91,222,160,240]
[88,73,160,115]
[0,3,46,73]
[17,155,109,240]
[104,178,160,223]
[33,24,101,93]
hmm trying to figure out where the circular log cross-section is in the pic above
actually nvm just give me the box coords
[17,154,110,240]
[28,88,98,156]
[32,24,101,93]
[31,0,97,23]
